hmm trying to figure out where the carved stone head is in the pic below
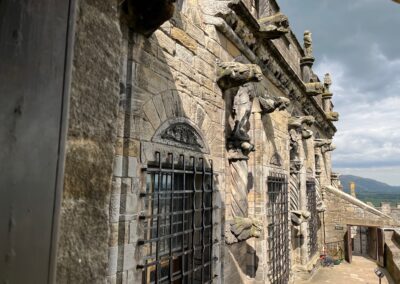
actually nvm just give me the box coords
[217,61,263,90]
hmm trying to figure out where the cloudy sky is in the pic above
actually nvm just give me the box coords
[278,0,400,185]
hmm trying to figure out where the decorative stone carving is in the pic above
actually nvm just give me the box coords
[314,138,336,153]
[305,82,324,96]
[291,210,311,227]
[270,151,283,166]
[225,217,263,244]
[326,111,339,122]
[289,129,301,174]
[289,115,315,139]
[258,12,289,39]
[161,123,203,148]
[217,61,263,91]
[258,93,290,114]
[324,73,332,93]
[303,30,313,58]
[152,118,209,153]
[121,0,176,36]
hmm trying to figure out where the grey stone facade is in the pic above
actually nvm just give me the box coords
[55,0,397,283]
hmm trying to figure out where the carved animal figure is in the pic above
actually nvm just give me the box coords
[217,61,263,90]
[258,12,289,39]
[226,217,262,244]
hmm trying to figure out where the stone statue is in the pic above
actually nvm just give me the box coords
[304,30,313,57]
[324,73,332,93]
[217,61,289,244]
[258,12,290,39]
[122,0,176,36]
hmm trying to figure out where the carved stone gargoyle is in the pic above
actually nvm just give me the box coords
[121,0,176,37]
[305,82,324,96]
[258,95,290,114]
[326,111,339,122]
[289,116,315,139]
[315,138,336,153]
[258,12,289,40]
[225,217,262,245]
[216,61,263,90]
[291,210,310,227]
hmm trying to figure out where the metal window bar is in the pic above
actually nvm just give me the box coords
[306,180,318,258]
[267,173,289,284]
[138,152,214,284]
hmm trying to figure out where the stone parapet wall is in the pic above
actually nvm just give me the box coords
[324,186,396,243]
[385,230,400,284]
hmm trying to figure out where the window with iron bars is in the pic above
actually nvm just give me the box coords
[306,180,318,258]
[267,173,289,284]
[138,152,214,284]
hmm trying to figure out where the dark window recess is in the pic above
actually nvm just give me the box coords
[306,180,318,258]
[267,173,289,284]
[138,152,214,284]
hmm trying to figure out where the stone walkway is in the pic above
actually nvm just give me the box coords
[297,256,395,284]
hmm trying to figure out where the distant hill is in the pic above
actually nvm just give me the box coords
[339,175,400,206]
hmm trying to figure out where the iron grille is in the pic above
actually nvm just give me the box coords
[138,152,214,284]
[306,180,318,258]
[267,173,289,284]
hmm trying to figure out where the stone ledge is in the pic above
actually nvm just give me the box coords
[324,185,393,219]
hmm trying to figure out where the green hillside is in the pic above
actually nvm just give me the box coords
[339,175,400,207]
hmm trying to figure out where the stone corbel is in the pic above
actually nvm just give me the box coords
[258,92,290,114]
[121,0,176,37]
[225,217,262,244]
[326,111,339,122]
[305,82,324,96]
[258,12,290,40]
[289,116,315,140]
[290,210,311,227]
[217,61,263,91]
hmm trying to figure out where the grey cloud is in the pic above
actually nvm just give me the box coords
[279,0,400,182]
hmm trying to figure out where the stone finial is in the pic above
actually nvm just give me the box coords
[304,30,313,57]
[122,0,176,37]
[258,12,290,40]
[217,61,263,90]
[350,182,356,198]
[324,73,332,92]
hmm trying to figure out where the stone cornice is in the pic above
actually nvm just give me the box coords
[206,0,337,137]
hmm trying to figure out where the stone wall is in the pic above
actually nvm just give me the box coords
[56,0,122,283]
[55,0,340,283]
[385,230,400,284]
[324,186,396,243]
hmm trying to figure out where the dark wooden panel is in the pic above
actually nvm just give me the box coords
[0,0,75,282]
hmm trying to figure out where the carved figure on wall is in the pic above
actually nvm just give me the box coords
[289,115,315,140]
[305,82,324,96]
[326,111,339,122]
[258,93,290,114]
[258,12,290,39]
[217,61,263,91]
[121,0,176,36]
[217,61,289,244]
[324,73,332,93]
[304,30,313,57]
